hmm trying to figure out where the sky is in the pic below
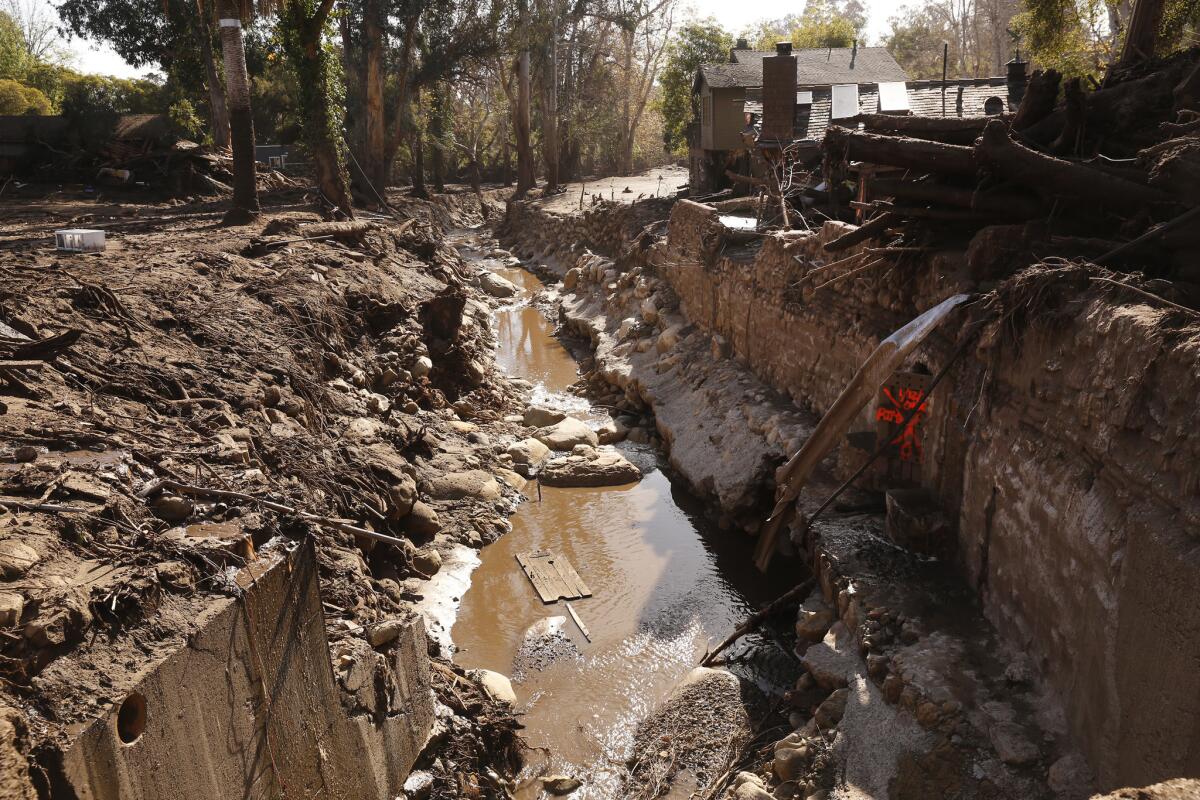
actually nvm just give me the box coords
[40,0,907,80]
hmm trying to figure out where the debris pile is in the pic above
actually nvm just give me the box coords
[818,47,1200,299]
[0,186,526,794]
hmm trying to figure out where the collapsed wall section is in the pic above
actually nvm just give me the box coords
[58,540,434,800]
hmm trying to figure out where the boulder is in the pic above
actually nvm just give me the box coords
[151,494,194,523]
[412,547,442,576]
[656,324,684,353]
[473,669,517,705]
[542,776,582,795]
[563,267,582,290]
[403,501,441,536]
[989,723,1039,765]
[538,450,641,488]
[388,474,418,517]
[0,542,38,579]
[640,297,658,324]
[424,470,502,502]
[523,406,566,427]
[480,271,519,298]
[814,687,849,730]
[800,622,855,690]
[0,593,22,627]
[507,437,551,466]
[535,417,598,451]
[412,356,433,378]
[596,416,630,444]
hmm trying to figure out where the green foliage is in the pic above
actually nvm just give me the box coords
[0,10,27,79]
[1011,0,1107,78]
[279,1,349,179]
[658,18,731,155]
[0,76,49,113]
[59,73,165,117]
[168,97,203,138]
[746,0,865,50]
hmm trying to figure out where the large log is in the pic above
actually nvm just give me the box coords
[857,113,994,145]
[869,177,1044,218]
[976,120,1173,213]
[824,125,978,177]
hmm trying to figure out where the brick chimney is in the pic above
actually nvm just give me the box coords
[1006,54,1029,105]
[761,41,797,144]
[730,37,749,62]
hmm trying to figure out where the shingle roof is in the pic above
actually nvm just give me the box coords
[730,46,908,86]
[740,78,1019,144]
[699,62,763,89]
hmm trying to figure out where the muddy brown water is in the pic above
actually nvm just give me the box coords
[449,232,796,798]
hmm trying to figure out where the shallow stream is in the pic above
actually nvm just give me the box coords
[447,230,795,798]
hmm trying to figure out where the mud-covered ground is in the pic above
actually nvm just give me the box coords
[0,183,529,796]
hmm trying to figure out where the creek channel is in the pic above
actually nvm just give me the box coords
[442,228,796,798]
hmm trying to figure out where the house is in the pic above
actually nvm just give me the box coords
[690,41,909,192]
[689,40,1030,194]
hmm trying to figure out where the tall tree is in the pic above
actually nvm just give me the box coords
[278,0,354,217]
[215,0,260,222]
[607,0,676,175]
[195,2,230,149]
[514,0,535,196]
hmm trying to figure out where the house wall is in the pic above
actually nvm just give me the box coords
[710,87,747,152]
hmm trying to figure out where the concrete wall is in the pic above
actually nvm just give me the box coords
[59,540,435,800]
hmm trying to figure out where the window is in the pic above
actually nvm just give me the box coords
[831,84,860,119]
[878,81,910,113]
[796,91,813,106]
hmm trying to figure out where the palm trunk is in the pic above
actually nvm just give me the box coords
[196,5,230,149]
[216,0,259,223]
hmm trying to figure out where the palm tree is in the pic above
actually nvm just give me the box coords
[214,0,260,223]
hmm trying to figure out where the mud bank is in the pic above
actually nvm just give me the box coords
[501,195,1200,797]
[0,186,525,798]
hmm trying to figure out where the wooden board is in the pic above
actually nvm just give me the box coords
[515,550,591,604]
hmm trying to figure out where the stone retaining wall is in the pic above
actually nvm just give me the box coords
[504,193,1200,791]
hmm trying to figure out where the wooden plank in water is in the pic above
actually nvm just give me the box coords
[565,601,591,642]
[515,550,592,604]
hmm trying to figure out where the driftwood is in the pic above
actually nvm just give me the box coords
[822,212,899,253]
[754,294,971,571]
[0,329,82,361]
[977,120,1173,212]
[298,220,379,241]
[139,478,411,548]
[825,126,978,177]
[700,577,817,666]
[1093,205,1200,265]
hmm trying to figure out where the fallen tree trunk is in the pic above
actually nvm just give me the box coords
[298,220,379,241]
[824,126,978,177]
[869,177,1045,218]
[977,120,1173,212]
[822,211,900,253]
[857,113,995,145]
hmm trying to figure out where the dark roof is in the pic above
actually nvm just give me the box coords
[740,78,1019,143]
[0,115,70,143]
[698,62,762,90]
[730,46,908,85]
